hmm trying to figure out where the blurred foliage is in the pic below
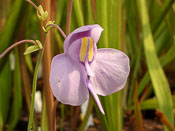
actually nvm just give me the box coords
[0,0,175,130]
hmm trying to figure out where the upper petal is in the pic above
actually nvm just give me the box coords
[90,48,130,96]
[64,24,103,54]
[49,54,89,105]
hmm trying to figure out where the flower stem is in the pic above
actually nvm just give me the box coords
[66,0,73,35]
[46,24,66,39]
[52,100,58,131]
[27,38,45,131]
[78,95,93,131]
[0,40,37,59]
[25,0,42,16]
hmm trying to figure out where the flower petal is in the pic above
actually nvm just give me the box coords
[49,54,89,105]
[64,24,103,54]
[88,82,105,114]
[90,48,130,96]
[85,61,94,77]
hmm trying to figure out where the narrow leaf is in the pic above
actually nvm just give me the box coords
[8,48,22,131]
[24,45,40,55]
[0,59,12,124]
[95,0,123,130]
[136,0,174,129]
[0,0,23,66]
[73,0,84,26]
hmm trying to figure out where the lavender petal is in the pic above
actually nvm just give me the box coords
[64,24,103,54]
[49,54,89,105]
[88,82,105,114]
[90,48,130,96]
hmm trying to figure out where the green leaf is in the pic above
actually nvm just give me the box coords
[55,0,67,25]
[35,40,43,49]
[44,21,55,32]
[95,0,123,130]
[0,109,2,131]
[24,45,40,55]
[8,48,22,131]
[140,98,158,110]
[96,0,108,48]
[136,0,174,129]
[0,0,23,67]
[138,38,175,96]
[0,59,12,125]
[37,5,48,22]
[73,0,84,26]
[151,0,175,33]
[25,52,34,73]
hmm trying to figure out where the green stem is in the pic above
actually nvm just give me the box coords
[27,40,45,131]
[78,95,93,131]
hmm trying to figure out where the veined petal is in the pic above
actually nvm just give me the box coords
[67,39,82,62]
[49,54,89,105]
[88,82,105,114]
[90,49,130,96]
[64,24,103,54]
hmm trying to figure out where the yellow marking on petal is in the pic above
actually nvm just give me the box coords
[80,37,88,62]
[88,37,94,62]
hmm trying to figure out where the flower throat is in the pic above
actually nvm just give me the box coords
[79,37,94,63]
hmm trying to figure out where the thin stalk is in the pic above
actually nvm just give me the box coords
[0,40,37,59]
[52,100,58,131]
[78,95,93,131]
[60,104,65,131]
[156,111,175,131]
[66,0,73,35]
[27,41,45,131]
[19,46,38,131]
[46,24,66,39]
[91,0,97,23]
[25,0,42,16]
[70,107,81,131]
[40,0,54,130]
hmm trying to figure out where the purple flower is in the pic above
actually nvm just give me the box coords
[49,24,130,114]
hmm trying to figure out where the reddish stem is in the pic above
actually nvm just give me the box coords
[0,40,37,59]
[46,24,66,39]
[25,0,42,16]
[66,0,73,35]
[52,100,58,131]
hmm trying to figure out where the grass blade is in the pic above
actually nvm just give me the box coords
[73,0,84,26]
[0,59,12,125]
[138,37,175,96]
[95,0,123,130]
[136,0,174,129]
[8,48,22,131]
[0,0,23,66]
[152,0,175,33]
